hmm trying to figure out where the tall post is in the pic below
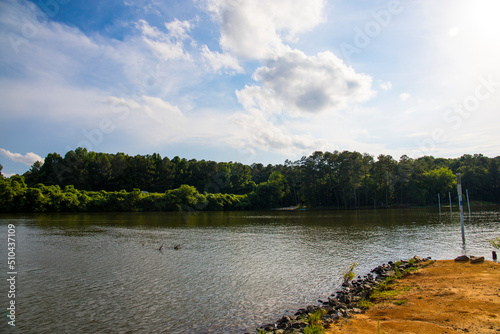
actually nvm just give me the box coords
[449,192,452,217]
[457,174,465,243]
[466,189,471,220]
[438,193,441,214]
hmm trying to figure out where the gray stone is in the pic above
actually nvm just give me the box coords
[470,256,485,264]
[340,309,351,318]
[384,270,395,277]
[454,255,469,262]
[291,320,307,329]
[412,255,423,262]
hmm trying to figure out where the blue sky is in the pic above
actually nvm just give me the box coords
[1,0,500,176]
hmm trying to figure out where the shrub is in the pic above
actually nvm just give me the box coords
[342,262,358,285]
[489,237,500,250]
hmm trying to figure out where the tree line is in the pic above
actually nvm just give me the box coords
[0,148,498,212]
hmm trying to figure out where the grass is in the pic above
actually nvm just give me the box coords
[370,288,399,300]
[307,309,326,326]
[342,262,358,285]
[302,309,327,334]
[377,318,386,334]
[364,262,424,306]
[393,299,408,306]
[490,237,500,250]
[359,297,374,309]
[304,324,325,334]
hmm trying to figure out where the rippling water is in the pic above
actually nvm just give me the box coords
[0,207,499,333]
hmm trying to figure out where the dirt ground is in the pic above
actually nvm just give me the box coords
[326,259,500,334]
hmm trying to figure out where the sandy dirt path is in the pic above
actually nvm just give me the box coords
[326,260,500,334]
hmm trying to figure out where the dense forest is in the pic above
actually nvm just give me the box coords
[0,148,499,212]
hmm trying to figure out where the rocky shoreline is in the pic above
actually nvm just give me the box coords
[253,255,431,334]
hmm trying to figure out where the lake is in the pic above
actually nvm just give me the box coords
[1,207,499,333]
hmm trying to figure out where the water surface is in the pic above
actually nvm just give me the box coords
[0,207,498,333]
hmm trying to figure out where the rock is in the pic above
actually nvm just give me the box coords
[263,324,275,331]
[454,255,469,262]
[306,305,317,313]
[412,255,423,263]
[335,302,347,310]
[295,309,306,316]
[351,308,363,314]
[291,320,308,329]
[328,297,338,306]
[384,270,396,277]
[340,308,351,318]
[470,256,485,264]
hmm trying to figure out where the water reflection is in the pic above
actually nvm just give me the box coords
[0,207,498,333]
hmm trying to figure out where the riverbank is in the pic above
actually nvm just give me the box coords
[326,259,500,334]
[255,257,500,334]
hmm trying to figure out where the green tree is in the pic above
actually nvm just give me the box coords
[419,167,456,205]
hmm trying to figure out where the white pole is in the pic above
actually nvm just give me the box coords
[449,192,452,217]
[466,189,471,220]
[457,174,465,243]
[438,193,441,214]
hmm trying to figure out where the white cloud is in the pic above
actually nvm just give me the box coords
[204,0,326,59]
[0,149,44,166]
[105,95,235,147]
[240,49,374,115]
[200,45,243,73]
[136,19,192,61]
[230,109,327,156]
[400,93,411,101]
[164,18,192,40]
[379,81,392,91]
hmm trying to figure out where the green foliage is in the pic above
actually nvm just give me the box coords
[393,299,408,305]
[342,262,358,285]
[303,324,325,334]
[0,176,251,213]
[359,297,374,309]
[377,318,386,334]
[5,148,500,212]
[307,309,326,326]
[489,237,500,250]
[370,288,399,300]
[302,309,326,334]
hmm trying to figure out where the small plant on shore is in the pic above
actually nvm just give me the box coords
[377,318,386,334]
[304,324,325,334]
[394,267,403,279]
[489,237,500,250]
[359,297,374,309]
[370,288,398,300]
[342,262,358,285]
[393,299,408,306]
[302,309,326,334]
[307,309,326,326]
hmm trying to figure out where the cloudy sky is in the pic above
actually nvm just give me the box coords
[1,0,499,176]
